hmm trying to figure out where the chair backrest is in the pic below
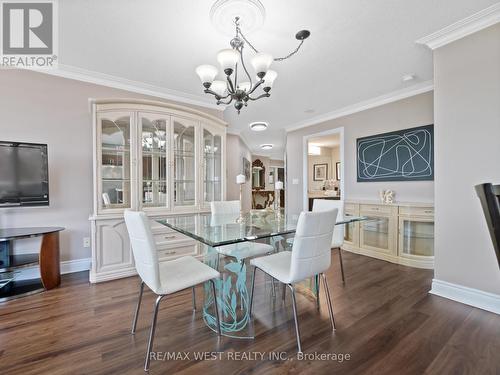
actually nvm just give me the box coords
[124,210,160,291]
[210,200,240,215]
[475,183,500,269]
[313,199,344,248]
[290,209,338,283]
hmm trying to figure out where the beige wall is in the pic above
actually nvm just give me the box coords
[286,92,434,214]
[0,70,223,262]
[226,134,253,212]
[433,24,500,295]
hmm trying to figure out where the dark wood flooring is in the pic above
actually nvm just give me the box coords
[1,252,499,375]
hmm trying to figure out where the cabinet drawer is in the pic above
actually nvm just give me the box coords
[154,231,192,247]
[158,244,198,261]
[360,204,392,215]
[399,206,434,217]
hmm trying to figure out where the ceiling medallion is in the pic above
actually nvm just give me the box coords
[196,2,310,114]
[210,0,265,36]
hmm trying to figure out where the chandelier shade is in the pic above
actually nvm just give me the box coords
[210,80,228,96]
[195,65,218,87]
[251,52,273,77]
[262,69,277,90]
[238,81,251,92]
[217,49,239,74]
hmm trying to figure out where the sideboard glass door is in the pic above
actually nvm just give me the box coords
[202,126,223,206]
[172,117,197,209]
[399,218,434,257]
[99,112,133,212]
[360,216,391,253]
[139,113,169,209]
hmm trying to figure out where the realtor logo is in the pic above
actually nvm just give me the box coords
[1,0,58,68]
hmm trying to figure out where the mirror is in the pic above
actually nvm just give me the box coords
[252,159,265,190]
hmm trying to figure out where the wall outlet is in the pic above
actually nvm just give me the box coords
[292,178,299,185]
[83,237,91,248]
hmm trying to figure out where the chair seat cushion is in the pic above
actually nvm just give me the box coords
[250,251,293,284]
[217,242,274,260]
[157,256,220,295]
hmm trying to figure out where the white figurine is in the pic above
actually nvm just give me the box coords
[380,190,395,204]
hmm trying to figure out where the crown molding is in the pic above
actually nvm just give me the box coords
[416,3,500,50]
[38,64,224,111]
[286,80,434,133]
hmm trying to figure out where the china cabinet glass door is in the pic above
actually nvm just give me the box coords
[99,112,132,211]
[172,117,197,208]
[202,126,223,205]
[139,113,169,209]
[400,218,434,257]
[361,216,390,252]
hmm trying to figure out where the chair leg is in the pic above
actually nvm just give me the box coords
[287,284,303,353]
[249,266,257,317]
[315,274,320,310]
[282,283,286,302]
[338,248,345,284]
[321,273,336,331]
[210,279,221,336]
[131,281,144,334]
[144,295,165,371]
[192,286,196,311]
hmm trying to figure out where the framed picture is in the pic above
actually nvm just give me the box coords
[336,162,341,181]
[243,157,251,181]
[313,163,328,181]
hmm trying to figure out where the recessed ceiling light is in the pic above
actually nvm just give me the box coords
[260,144,273,150]
[249,122,268,131]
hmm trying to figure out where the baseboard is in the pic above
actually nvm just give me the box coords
[61,258,91,274]
[430,279,500,315]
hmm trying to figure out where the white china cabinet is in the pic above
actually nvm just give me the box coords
[89,99,226,283]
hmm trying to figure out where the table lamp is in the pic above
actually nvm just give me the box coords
[274,180,283,218]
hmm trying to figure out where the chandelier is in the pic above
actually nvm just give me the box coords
[195,16,310,114]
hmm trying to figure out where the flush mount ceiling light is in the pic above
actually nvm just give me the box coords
[196,1,310,114]
[249,121,268,131]
[260,144,273,150]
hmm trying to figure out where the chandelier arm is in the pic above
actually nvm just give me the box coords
[226,75,235,93]
[217,96,233,105]
[247,79,264,96]
[248,93,270,101]
[236,25,259,54]
[238,46,253,88]
[204,89,222,99]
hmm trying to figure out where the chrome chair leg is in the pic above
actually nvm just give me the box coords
[249,266,257,316]
[192,286,196,311]
[282,283,286,302]
[144,295,165,371]
[131,281,144,334]
[210,279,222,336]
[321,273,336,331]
[287,284,303,353]
[338,248,345,284]
[315,274,320,310]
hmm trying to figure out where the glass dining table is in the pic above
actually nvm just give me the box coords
[156,210,367,339]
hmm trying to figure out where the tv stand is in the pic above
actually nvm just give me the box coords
[0,227,64,302]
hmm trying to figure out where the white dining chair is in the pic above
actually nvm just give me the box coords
[210,201,275,261]
[249,209,338,353]
[312,199,346,283]
[124,210,221,371]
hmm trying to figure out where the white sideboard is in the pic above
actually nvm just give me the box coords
[89,99,227,283]
[342,200,434,269]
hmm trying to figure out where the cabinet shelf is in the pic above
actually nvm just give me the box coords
[0,278,45,302]
[0,253,39,272]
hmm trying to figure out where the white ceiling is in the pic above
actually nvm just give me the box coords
[309,134,340,148]
[58,0,498,159]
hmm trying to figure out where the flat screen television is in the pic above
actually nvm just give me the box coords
[0,141,49,207]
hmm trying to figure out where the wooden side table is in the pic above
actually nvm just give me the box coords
[0,227,64,302]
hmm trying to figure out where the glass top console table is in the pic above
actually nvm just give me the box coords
[157,211,366,338]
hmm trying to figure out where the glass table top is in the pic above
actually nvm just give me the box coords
[156,211,367,248]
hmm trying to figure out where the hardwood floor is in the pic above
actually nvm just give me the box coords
[1,252,499,375]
